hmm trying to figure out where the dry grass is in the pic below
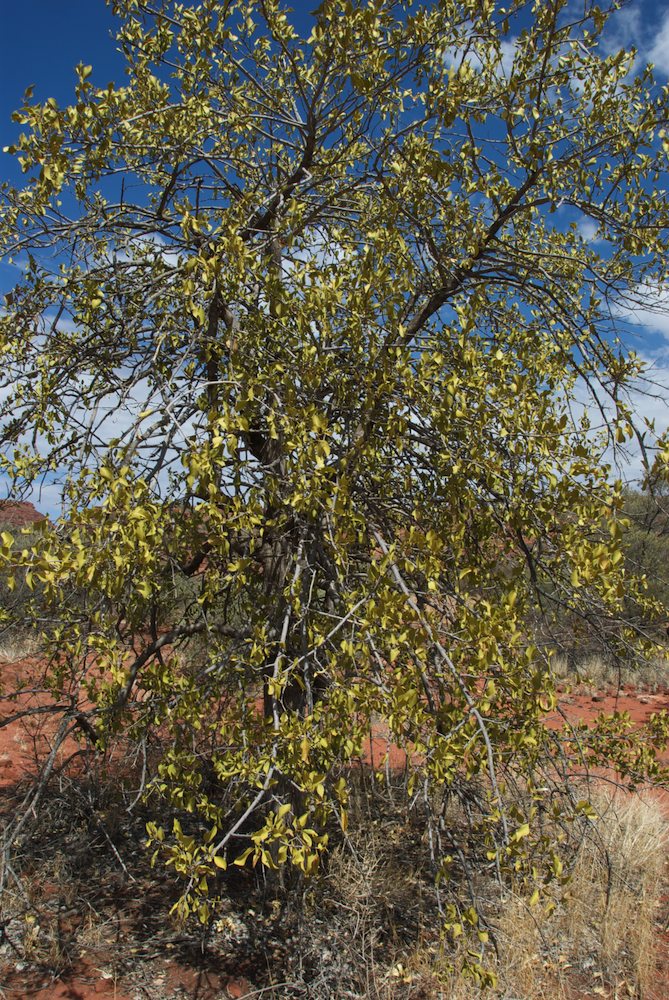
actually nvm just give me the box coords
[1,741,667,998]
[552,652,669,693]
[258,782,668,999]
[0,630,42,663]
[562,790,667,993]
[395,787,669,1000]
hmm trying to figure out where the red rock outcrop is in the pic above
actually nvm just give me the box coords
[0,501,47,527]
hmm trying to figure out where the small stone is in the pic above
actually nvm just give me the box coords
[226,978,252,998]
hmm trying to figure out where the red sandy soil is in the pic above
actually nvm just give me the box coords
[549,686,669,744]
[0,657,80,791]
[1,969,251,1000]
[542,686,669,1000]
[1,654,668,999]
[0,655,250,999]
[547,687,669,820]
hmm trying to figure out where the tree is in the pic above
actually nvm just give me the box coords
[1,0,668,936]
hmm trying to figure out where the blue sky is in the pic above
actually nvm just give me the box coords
[2,0,669,139]
[2,0,669,196]
[0,2,124,187]
[0,1,312,178]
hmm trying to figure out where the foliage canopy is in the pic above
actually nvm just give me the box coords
[2,0,669,941]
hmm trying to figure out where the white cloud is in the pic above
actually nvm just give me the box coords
[106,232,182,269]
[0,345,204,518]
[442,36,517,78]
[648,13,669,75]
[27,480,66,519]
[442,45,483,75]
[601,3,669,78]
[611,281,669,341]
[600,283,669,478]
[615,363,669,482]
[602,5,642,55]
[628,361,669,430]
[565,362,669,485]
[498,39,517,77]
[577,218,601,244]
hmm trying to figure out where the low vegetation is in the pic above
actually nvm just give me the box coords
[1,754,667,998]
[552,652,669,693]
